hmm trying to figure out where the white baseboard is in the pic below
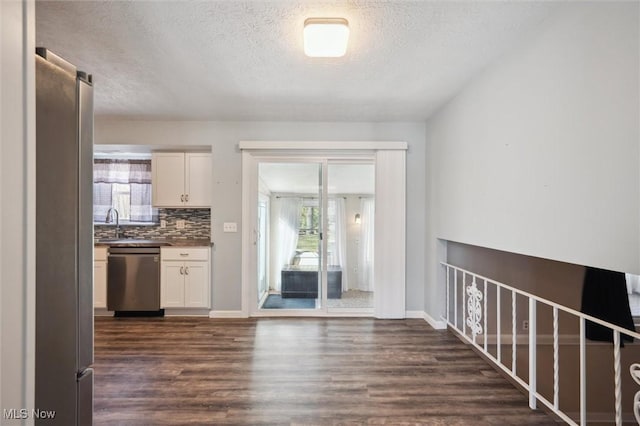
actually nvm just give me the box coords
[164,308,210,317]
[424,312,447,330]
[209,310,247,318]
[405,310,447,330]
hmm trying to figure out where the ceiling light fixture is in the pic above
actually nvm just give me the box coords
[303,18,349,57]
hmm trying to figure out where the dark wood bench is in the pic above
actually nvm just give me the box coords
[281,266,342,299]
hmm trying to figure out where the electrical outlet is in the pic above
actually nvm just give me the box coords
[522,320,529,331]
[160,220,167,229]
[176,220,186,229]
[223,222,238,233]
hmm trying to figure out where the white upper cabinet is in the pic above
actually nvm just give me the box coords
[184,153,211,207]
[152,153,185,207]
[152,152,211,208]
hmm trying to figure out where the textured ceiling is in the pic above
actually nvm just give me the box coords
[36,1,556,121]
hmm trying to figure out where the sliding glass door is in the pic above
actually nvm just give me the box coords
[256,161,323,311]
[326,163,375,312]
[253,158,375,315]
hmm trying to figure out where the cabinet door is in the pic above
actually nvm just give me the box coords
[183,261,210,308]
[93,261,107,308]
[152,153,186,207]
[185,153,211,207]
[161,262,185,308]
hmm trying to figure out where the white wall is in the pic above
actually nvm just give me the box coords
[1,0,36,421]
[425,2,639,318]
[95,120,426,311]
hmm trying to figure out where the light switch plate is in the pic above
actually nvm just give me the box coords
[160,220,167,229]
[176,220,186,229]
[223,222,238,233]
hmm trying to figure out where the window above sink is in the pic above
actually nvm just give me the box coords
[93,153,158,225]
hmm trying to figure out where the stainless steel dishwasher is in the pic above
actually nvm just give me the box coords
[107,246,161,312]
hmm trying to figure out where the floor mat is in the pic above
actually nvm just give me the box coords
[262,294,316,309]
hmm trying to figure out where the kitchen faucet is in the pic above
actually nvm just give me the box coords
[105,207,121,239]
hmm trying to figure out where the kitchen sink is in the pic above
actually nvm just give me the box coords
[95,239,172,247]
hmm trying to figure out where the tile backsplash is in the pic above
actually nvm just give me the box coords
[94,208,211,240]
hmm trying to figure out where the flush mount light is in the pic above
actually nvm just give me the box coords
[303,18,349,57]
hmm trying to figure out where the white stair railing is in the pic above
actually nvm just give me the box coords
[441,262,640,426]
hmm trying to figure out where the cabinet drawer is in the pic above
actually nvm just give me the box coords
[161,247,209,261]
[94,247,108,261]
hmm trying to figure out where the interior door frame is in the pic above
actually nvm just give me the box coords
[240,141,407,318]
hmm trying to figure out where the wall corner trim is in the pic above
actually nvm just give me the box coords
[406,310,447,330]
[209,310,248,318]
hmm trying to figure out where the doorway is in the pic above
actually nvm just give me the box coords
[254,160,375,315]
[259,161,323,312]
[240,142,407,319]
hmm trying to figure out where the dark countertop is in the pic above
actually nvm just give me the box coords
[95,238,212,248]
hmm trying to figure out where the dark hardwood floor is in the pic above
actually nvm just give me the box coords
[94,317,557,425]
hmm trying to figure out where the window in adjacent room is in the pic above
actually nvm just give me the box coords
[292,198,341,266]
[297,200,320,252]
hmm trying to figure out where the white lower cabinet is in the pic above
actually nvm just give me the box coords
[162,263,185,308]
[161,247,210,309]
[183,262,209,307]
[94,247,108,309]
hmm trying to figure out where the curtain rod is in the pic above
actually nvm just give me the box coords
[275,195,347,199]
[273,195,374,199]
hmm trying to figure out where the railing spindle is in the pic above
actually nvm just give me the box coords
[446,265,450,323]
[553,307,559,410]
[483,279,488,352]
[454,270,458,329]
[613,330,621,426]
[512,290,517,375]
[462,272,467,336]
[580,317,586,426]
[471,277,476,345]
[528,298,537,409]
[497,286,501,364]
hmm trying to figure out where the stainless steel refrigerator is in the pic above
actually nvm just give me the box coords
[35,48,94,425]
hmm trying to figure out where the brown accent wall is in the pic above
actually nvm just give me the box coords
[447,241,585,309]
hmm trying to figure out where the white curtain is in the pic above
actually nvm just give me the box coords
[358,198,375,292]
[270,197,302,291]
[328,198,348,291]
